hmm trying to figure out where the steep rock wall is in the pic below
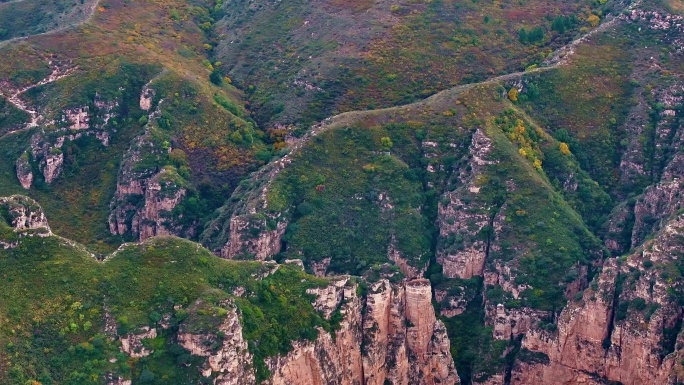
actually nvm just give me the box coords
[173,277,458,385]
[510,215,684,385]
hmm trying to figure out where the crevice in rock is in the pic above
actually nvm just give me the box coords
[503,335,522,385]
[661,309,684,359]
[602,271,622,350]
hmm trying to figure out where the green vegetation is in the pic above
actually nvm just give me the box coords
[217,0,601,127]
[517,26,635,192]
[264,115,470,274]
[0,236,332,384]
[0,0,92,41]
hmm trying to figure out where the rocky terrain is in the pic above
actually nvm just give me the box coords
[2,0,684,384]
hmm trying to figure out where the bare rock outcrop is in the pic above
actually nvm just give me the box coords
[0,195,51,249]
[363,279,459,385]
[437,128,498,279]
[178,301,255,385]
[306,278,348,319]
[221,214,287,259]
[168,276,457,385]
[15,152,33,189]
[105,375,132,385]
[16,94,118,186]
[266,283,364,385]
[510,215,684,385]
[108,98,188,241]
[109,163,186,241]
[0,195,50,232]
[120,327,157,358]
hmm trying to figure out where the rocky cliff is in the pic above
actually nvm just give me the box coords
[0,195,51,249]
[113,276,458,385]
[14,93,117,187]
[510,215,684,385]
[108,85,189,241]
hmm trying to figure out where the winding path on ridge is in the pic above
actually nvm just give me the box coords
[243,14,625,203]
[0,3,634,255]
[0,3,621,143]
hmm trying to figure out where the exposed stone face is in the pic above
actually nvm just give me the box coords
[120,327,157,358]
[388,235,426,279]
[487,304,551,341]
[0,195,50,232]
[43,153,64,184]
[139,84,156,111]
[0,196,45,248]
[167,277,457,385]
[363,279,460,385]
[510,215,684,385]
[16,95,118,185]
[631,179,684,247]
[62,106,90,130]
[220,214,287,260]
[136,171,187,241]
[603,202,634,255]
[435,287,469,318]
[109,98,189,241]
[306,278,347,319]
[266,283,364,385]
[15,153,33,189]
[611,81,684,251]
[178,302,255,385]
[310,257,331,276]
[437,128,498,279]
[110,167,186,241]
[105,374,131,385]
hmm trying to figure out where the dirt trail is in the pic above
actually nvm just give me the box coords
[243,15,625,199]
[0,5,632,255]
[0,60,77,140]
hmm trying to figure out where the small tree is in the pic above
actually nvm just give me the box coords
[559,142,571,155]
[210,69,223,85]
[380,136,394,151]
[508,88,519,102]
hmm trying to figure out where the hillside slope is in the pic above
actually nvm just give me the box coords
[2,0,684,384]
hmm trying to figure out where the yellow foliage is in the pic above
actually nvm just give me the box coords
[518,148,527,157]
[508,88,519,102]
[533,158,543,170]
[559,142,571,155]
[514,120,526,135]
[362,164,377,172]
[587,14,600,27]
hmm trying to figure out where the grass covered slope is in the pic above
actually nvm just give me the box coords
[0,0,96,42]
[0,0,273,250]
[0,231,333,384]
[215,0,611,127]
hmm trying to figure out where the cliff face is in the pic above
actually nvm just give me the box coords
[162,277,458,385]
[220,214,287,260]
[109,165,187,241]
[14,94,117,187]
[362,279,459,385]
[436,128,498,280]
[0,195,51,249]
[511,215,684,385]
[108,86,189,241]
[178,301,256,385]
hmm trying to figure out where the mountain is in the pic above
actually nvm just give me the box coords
[2,0,684,384]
